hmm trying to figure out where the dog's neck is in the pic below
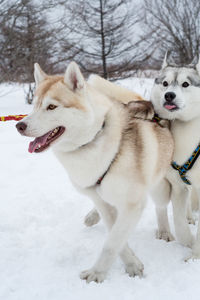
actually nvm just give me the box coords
[78,120,106,149]
[53,102,123,188]
[172,115,200,129]
[170,115,200,164]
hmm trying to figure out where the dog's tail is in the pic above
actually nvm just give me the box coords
[88,74,144,104]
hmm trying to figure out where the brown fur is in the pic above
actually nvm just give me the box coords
[130,122,144,181]
[118,101,173,183]
[126,100,154,120]
[35,76,63,101]
[35,75,85,111]
[154,124,173,173]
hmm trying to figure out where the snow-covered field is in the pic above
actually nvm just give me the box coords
[1,79,200,300]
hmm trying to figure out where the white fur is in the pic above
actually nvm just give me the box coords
[18,62,173,282]
[162,51,169,69]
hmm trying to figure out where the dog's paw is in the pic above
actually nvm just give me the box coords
[187,216,196,225]
[125,260,144,278]
[80,268,106,283]
[184,253,200,262]
[156,230,175,242]
[84,209,100,227]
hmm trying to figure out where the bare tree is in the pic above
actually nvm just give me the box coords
[1,1,55,76]
[61,0,152,79]
[0,0,80,102]
[0,0,22,80]
[1,0,57,102]
[0,0,74,103]
[143,0,200,66]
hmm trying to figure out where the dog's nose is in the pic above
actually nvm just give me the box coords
[16,122,27,133]
[165,92,176,102]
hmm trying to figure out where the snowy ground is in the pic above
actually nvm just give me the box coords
[1,80,200,300]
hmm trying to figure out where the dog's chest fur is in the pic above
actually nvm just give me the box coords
[168,118,200,185]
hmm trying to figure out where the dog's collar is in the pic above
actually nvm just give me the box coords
[152,113,162,124]
[171,143,200,185]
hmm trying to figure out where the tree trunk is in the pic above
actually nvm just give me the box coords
[26,83,35,104]
[99,0,107,79]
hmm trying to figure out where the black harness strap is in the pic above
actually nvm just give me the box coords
[152,113,162,123]
[96,171,107,185]
[171,143,200,185]
[96,154,118,185]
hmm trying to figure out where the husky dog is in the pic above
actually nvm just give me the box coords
[16,62,173,282]
[151,53,200,259]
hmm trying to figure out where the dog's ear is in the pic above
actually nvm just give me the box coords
[64,62,85,91]
[34,63,47,87]
[196,56,200,75]
[162,51,170,69]
[127,100,154,120]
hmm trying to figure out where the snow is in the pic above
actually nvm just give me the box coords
[0,79,200,300]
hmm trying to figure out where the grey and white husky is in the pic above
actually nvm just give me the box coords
[16,62,173,282]
[151,53,200,259]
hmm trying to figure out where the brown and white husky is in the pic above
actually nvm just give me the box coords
[16,62,173,282]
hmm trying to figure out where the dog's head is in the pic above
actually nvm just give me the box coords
[16,62,102,153]
[151,53,200,121]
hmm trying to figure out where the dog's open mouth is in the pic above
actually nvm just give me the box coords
[164,102,179,112]
[28,126,65,153]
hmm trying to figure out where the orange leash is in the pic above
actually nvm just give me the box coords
[0,114,27,121]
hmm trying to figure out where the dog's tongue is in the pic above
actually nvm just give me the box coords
[165,104,177,110]
[28,132,50,153]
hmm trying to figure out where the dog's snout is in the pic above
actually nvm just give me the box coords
[164,92,176,102]
[16,121,27,133]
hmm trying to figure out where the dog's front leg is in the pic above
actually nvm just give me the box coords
[187,188,200,260]
[80,199,144,283]
[151,179,174,241]
[171,184,194,248]
[187,196,196,225]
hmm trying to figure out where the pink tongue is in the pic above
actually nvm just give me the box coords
[28,131,51,153]
[165,104,177,110]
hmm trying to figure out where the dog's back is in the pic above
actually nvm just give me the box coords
[109,100,174,188]
[89,74,144,103]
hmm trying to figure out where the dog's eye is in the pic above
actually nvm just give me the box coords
[182,82,189,88]
[163,81,168,87]
[47,104,57,110]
